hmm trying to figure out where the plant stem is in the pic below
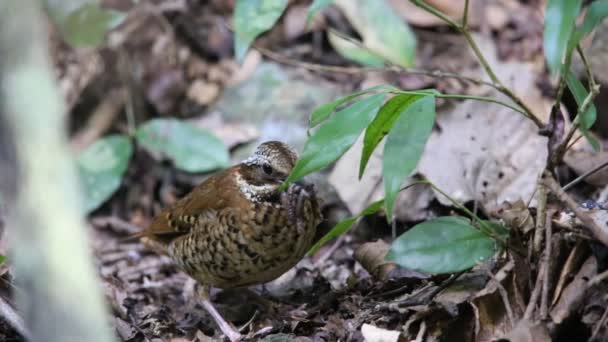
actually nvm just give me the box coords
[462,0,470,29]
[409,0,543,129]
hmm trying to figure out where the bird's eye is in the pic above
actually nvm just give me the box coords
[262,163,273,175]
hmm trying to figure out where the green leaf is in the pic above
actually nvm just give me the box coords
[383,96,435,221]
[77,135,133,213]
[543,0,582,74]
[565,71,600,151]
[571,0,608,48]
[307,0,334,23]
[0,255,5,265]
[360,93,424,178]
[286,93,385,185]
[308,200,383,255]
[327,31,386,67]
[233,0,289,62]
[45,1,125,47]
[386,216,499,274]
[309,84,399,128]
[332,0,416,68]
[136,118,229,173]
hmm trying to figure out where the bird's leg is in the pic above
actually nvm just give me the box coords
[197,285,242,342]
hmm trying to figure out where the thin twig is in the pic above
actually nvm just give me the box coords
[484,268,515,327]
[462,0,470,29]
[533,182,547,255]
[562,159,608,191]
[540,209,555,320]
[524,263,544,320]
[254,45,498,89]
[542,172,608,247]
[549,47,601,168]
[0,295,30,339]
[409,0,543,128]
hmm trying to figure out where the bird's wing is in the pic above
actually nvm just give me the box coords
[141,166,246,244]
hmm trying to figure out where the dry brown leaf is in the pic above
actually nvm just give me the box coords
[353,240,396,281]
[417,36,550,213]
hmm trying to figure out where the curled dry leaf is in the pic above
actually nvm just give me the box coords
[494,199,535,234]
[551,256,597,324]
[354,240,397,281]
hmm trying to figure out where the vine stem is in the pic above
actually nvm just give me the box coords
[409,0,543,129]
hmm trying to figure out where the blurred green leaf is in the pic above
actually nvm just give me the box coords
[332,0,416,68]
[233,0,289,62]
[308,200,383,255]
[307,0,334,23]
[360,94,423,178]
[309,84,398,128]
[0,255,5,265]
[543,0,582,74]
[45,0,125,47]
[327,31,386,67]
[571,0,608,48]
[383,96,435,221]
[386,216,500,274]
[77,135,132,213]
[285,93,385,185]
[136,118,229,173]
[565,71,600,150]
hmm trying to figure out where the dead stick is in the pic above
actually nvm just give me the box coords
[542,172,608,247]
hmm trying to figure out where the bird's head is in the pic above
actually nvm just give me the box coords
[236,141,298,200]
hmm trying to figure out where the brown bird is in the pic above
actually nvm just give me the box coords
[141,141,323,341]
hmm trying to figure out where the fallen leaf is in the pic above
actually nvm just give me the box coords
[361,323,402,342]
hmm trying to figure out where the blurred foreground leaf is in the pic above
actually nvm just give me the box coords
[387,216,505,274]
[136,118,229,173]
[543,0,582,74]
[77,135,132,213]
[44,0,125,47]
[234,0,289,61]
[332,0,416,67]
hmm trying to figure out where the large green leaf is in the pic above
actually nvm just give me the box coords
[332,0,416,68]
[359,93,423,178]
[309,84,398,128]
[77,135,132,213]
[44,0,125,47]
[285,93,385,185]
[383,96,435,221]
[565,71,600,151]
[233,0,289,61]
[308,200,383,255]
[386,216,500,274]
[543,0,582,74]
[136,118,229,173]
[571,0,608,48]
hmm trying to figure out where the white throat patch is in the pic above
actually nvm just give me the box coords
[234,172,276,201]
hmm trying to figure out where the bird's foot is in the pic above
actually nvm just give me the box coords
[281,183,314,234]
[200,298,242,342]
